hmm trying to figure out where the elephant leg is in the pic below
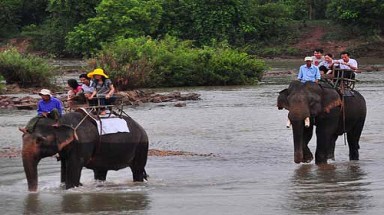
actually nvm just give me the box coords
[327,135,338,160]
[131,140,149,182]
[302,125,314,163]
[94,169,108,181]
[65,149,83,189]
[65,162,82,189]
[60,159,66,184]
[315,128,331,165]
[347,122,364,160]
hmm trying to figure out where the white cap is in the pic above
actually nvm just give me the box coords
[304,56,313,61]
[38,89,52,96]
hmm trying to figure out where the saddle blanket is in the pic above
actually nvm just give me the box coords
[95,117,130,135]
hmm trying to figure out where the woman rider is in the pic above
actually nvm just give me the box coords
[87,68,115,115]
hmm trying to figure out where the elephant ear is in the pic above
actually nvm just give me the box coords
[277,88,289,110]
[53,124,77,151]
[321,88,342,113]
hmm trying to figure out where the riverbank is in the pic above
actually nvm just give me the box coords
[0,84,200,109]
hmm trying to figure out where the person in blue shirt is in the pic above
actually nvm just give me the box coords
[298,56,321,84]
[19,89,63,133]
[285,57,320,128]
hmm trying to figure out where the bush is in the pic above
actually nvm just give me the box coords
[0,48,54,87]
[91,36,267,89]
[0,75,4,93]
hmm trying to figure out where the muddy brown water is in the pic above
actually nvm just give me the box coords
[0,60,384,214]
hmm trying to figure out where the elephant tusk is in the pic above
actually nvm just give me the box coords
[286,118,291,128]
[304,117,310,127]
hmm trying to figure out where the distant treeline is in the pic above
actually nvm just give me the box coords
[0,0,383,89]
[1,0,383,57]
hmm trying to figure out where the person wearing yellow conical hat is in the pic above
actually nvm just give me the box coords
[87,68,115,114]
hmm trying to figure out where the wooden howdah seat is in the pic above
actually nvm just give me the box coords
[67,94,126,118]
[321,68,357,95]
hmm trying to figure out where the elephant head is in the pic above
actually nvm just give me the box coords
[277,81,342,163]
[20,119,76,191]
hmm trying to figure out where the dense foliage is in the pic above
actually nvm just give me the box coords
[21,0,101,56]
[157,0,292,47]
[0,0,383,88]
[66,0,163,55]
[326,0,384,35]
[2,0,383,56]
[0,0,23,37]
[0,49,53,87]
[91,36,266,89]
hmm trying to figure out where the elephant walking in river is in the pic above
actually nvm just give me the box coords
[277,81,366,164]
[20,111,149,191]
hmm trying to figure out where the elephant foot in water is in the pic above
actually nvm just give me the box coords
[302,148,313,163]
[327,152,335,161]
[349,150,359,161]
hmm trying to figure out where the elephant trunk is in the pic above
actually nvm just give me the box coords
[291,120,305,164]
[22,134,40,192]
[22,158,39,192]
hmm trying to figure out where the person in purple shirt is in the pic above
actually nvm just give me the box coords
[298,56,321,83]
[19,89,63,133]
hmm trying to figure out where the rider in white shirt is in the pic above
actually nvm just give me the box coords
[334,51,358,71]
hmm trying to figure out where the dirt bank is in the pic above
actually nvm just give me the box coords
[289,24,384,58]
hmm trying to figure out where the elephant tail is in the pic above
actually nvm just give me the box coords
[131,134,149,182]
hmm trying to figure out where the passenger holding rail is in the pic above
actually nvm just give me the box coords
[333,51,358,80]
[318,53,335,75]
[67,79,84,109]
[67,79,83,100]
[334,51,358,71]
[79,74,94,100]
[87,68,115,115]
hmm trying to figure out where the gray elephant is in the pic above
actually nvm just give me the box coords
[20,111,149,191]
[277,81,366,164]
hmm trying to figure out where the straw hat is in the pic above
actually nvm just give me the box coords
[38,89,52,96]
[87,68,109,78]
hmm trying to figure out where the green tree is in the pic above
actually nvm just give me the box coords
[21,0,101,56]
[157,0,292,47]
[66,0,163,56]
[0,0,23,37]
[281,0,329,20]
[20,0,49,26]
[327,0,384,35]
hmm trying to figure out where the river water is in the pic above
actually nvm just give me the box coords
[1,60,384,214]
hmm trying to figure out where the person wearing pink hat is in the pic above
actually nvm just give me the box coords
[87,68,115,114]
[19,89,63,133]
